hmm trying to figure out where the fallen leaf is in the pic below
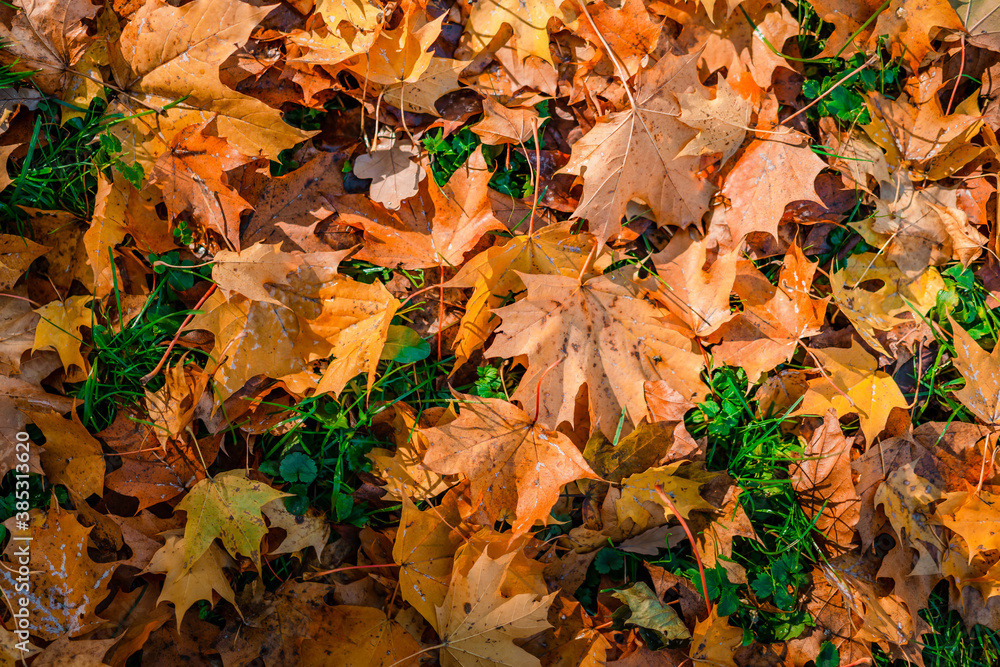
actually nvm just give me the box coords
[795,340,909,446]
[721,129,826,241]
[145,534,237,628]
[32,295,93,373]
[445,223,595,369]
[422,394,597,534]
[0,234,47,289]
[561,52,713,241]
[710,242,828,382]
[353,135,425,210]
[151,122,254,249]
[262,500,330,558]
[617,462,716,531]
[435,548,555,667]
[951,318,1000,425]
[112,0,315,159]
[175,470,289,572]
[789,411,861,552]
[677,74,753,166]
[299,606,421,666]
[28,411,104,498]
[0,506,114,640]
[611,582,691,639]
[487,271,708,440]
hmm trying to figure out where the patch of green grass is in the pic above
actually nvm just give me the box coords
[256,345,462,539]
[902,263,1000,425]
[1,96,145,230]
[70,262,213,431]
[421,101,551,199]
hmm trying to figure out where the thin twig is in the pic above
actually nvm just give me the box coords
[654,483,712,617]
[141,284,217,384]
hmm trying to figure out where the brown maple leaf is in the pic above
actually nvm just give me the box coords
[348,150,505,270]
[789,411,861,553]
[112,0,315,160]
[150,122,254,250]
[560,52,713,241]
[422,394,597,534]
[710,242,828,382]
[445,223,596,369]
[721,128,827,241]
[435,548,555,667]
[0,506,114,640]
[487,271,708,440]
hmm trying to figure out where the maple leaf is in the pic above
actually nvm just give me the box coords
[464,0,567,63]
[643,232,738,338]
[953,0,1000,49]
[950,318,1000,425]
[299,606,421,666]
[611,582,691,639]
[936,489,1000,563]
[710,243,828,382]
[435,549,555,667]
[175,469,289,572]
[807,0,886,57]
[446,223,596,369]
[145,534,237,628]
[0,295,39,376]
[487,271,708,440]
[145,364,210,446]
[382,57,470,116]
[0,233,47,289]
[112,0,315,160]
[344,7,444,84]
[795,340,908,446]
[189,266,398,402]
[32,295,92,374]
[829,252,944,355]
[864,90,982,172]
[28,411,104,498]
[101,411,221,511]
[860,172,987,277]
[150,122,254,249]
[315,0,381,31]
[666,0,798,89]
[211,242,312,306]
[471,97,542,146]
[422,394,597,534]
[875,463,944,575]
[871,0,963,70]
[368,402,456,500]
[721,128,827,241]
[0,506,114,640]
[85,173,129,297]
[239,152,353,253]
[689,610,742,667]
[353,135,425,210]
[262,500,330,558]
[570,0,663,77]
[560,52,713,241]
[348,150,505,270]
[393,492,465,627]
[584,421,684,483]
[616,462,716,531]
[0,0,102,95]
[789,411,861,552]
[676,74,753,166]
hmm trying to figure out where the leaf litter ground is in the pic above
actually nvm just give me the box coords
[3,0,1000,666]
